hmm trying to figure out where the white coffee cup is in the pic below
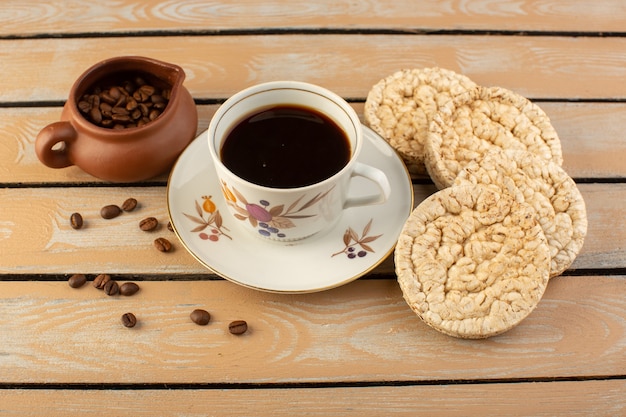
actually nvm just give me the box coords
[207,81,391,241]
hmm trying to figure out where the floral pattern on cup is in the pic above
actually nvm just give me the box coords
[332,219,382,259]
[183,195,232,242]
[221,180,334,239]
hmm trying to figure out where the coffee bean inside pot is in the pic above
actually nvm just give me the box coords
[77,74,170,130]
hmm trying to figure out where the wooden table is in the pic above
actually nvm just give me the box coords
[1,1,625,415]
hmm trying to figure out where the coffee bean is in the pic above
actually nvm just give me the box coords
[100,204,121,219]
[190,309,211,326]
[139,217,158,231]
[89,107,103,124]
[77,78,170,129]
[154,237,172,252]
[167,221,174,232]
[100,91,117,105]
[121,312,137,328]
[78,100,91,113]
[103,279,119,296]
[148,109,161,121]
[121,197,138,212]
[70,212,83,229]
[228,320,248,335]
[112,113,131,122]
[93,273,111,289]
[125,97,138,111]
[68,274,87,288]
[100,102,112,114]
[119,282,140,296]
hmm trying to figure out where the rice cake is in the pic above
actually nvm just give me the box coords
[491,150,586,277]
[425,86,563,189]
[364,67,478,175]
[395,184,550,339]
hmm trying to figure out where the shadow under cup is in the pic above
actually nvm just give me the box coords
[208,81,383,242]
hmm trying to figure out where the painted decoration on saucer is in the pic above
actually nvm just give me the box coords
[331,219,382,259]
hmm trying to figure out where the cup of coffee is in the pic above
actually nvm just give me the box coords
[207,81,391,241]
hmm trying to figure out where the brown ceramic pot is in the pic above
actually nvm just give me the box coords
[35,56,198,182]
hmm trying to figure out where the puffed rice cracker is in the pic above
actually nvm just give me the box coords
[364,67,478,175]
[395,184,550,339]
[425,85,563,189]
[454,149,562,275]
[494,150,586,277]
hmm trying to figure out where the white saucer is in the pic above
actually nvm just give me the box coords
[167,126,413,293]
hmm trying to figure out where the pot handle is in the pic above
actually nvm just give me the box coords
[35,121,77,168]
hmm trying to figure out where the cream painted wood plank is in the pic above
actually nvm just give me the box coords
[2,102,625,185]
[0,277,624,384]
[551,102,626,179]
[0,184,622,273]
[1,0,625,35]
[2,36,626,102]
[1,380,624,417]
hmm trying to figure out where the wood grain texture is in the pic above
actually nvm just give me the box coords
[1,0,625,35]
[1,1,624,414]
[2,35,626,103]
[0,277,624,384]
[0,380,624,417]
[2,102,626,185]
[0,183,620,274]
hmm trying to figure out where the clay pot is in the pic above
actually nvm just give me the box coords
[35,56,198,182]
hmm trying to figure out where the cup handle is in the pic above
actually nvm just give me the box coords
[35,121,77,168]
[343,162,391,209]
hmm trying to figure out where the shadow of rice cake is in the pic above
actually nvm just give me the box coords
[364,67,478,176]
[454,149,587,278]
[394,184,551,339]
[425,86,563,189]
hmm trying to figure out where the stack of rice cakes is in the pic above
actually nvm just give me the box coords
[365,68,588,339]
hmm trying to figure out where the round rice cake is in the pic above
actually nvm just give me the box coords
[425,85,563,189]
[364,67,478,175]
[395,184,550,339]
[454,149,561,276]
[490,150,586,277]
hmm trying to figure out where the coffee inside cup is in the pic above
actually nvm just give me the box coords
[220,104,351,188]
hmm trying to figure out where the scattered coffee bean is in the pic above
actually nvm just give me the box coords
[103,279,119,296]
[121,197,138,212]
[70,212,84,230]
[190,309,211,326]
[93,273,111,289]
[228,320,248,335]
[119,282,140,296]
[68,273,87,288]
[77,76,170,130]
[154,237,172,252]
[100,204,122,219]
[139,217,158,231]
[121,312,137,328]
